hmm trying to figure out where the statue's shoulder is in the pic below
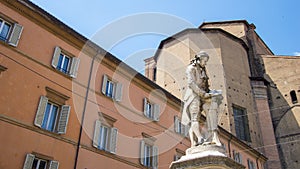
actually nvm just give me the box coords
[186,64,196,71]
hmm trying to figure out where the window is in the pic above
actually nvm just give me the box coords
[93,120,118,154]
[34,96,70,134]
[233,105,251,142]
[101,74,123,101]
[140,140,158,168]
[174,116,188,136]
[143,98,160,121]
[51,46,80,78]
[290,90,298,104]
[0,17,23,46]
[23,154,59,169]
[233,150,242,164]
[247,159,256,169]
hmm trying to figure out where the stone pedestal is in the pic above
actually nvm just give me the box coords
[170,145,245,169]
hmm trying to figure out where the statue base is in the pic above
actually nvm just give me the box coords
[170,145,245,169]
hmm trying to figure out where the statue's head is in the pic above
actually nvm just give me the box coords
[192,51,209,67]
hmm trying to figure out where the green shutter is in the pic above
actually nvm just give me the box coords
[140,140,145,165]
[109,127,118,154]
[23,154,35,169]
[49,160,59,169]
[93,120,101,148]
[101,74,108,95]
[51,46,61,68]
[69,57,80,78]
[8,23,23,47]
[152,146,159,169]
[34,96,48,127]
[114,82,123,102]
[57,105,70,134]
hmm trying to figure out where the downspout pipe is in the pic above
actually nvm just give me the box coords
[74,50,100,169]
[228,135,233,158]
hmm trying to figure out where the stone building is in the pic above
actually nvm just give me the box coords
[145,20,299,169]
[0,1,267,169]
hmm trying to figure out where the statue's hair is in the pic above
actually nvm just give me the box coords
[191,51,209,63]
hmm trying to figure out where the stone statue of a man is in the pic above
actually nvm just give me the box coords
[181,51,223,147]
[181,51,211,147]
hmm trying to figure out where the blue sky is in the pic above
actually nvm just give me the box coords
[30,0,300,72]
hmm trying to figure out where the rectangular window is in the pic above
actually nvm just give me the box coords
[56,53,70,74]
[34,96,70,134]
[140,140,158,169]
[51,46,80,78]
[41,102,59,132]
[233,150,242,164]
[248,159,256,169]
[101,74,123,101]
[0,19,11,41]
[143,98,160,121]
[233,105,251,142]
[23,154,59,169]
[105,79,114,98]
[0,17,23,46]
[174,116,188,136]
[93,120,118,154]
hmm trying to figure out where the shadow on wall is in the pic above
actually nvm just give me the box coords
[266,74,300,169]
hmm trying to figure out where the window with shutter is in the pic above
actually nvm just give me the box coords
[233,150,243,164]
[51,46,80,78]
[101,74,123,101]
[140,139,159,168]
[174,116,188,136]
[23,154,59,169]
[0,17,23,47]
[248,159,256,169]
[34,94,70,134]
[143,98,160,121]
[93,119,118,153]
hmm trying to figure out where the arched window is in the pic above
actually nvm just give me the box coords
[290,90,298,104]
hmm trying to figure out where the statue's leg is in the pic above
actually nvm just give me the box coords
[189,126,196,147]
[191,121,204,145]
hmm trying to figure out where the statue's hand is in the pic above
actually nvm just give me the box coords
[203,93,211,99]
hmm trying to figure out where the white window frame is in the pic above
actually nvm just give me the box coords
[41,102,59,132]
[101,74,123,101]
[0,17,23,47]
[143,98,160,121]
[174,116,188,136]
[0,18,12,41]
[140,140,158,169]
[23,154,59,169]
[56,53,71,74]
[51,46,80,78]
[93,120,118,154]
[34,96,70,134]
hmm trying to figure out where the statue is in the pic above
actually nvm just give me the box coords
[181,51,223,147]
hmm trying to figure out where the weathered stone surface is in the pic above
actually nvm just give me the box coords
[170,155,245,169]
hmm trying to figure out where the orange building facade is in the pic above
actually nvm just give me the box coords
[0,1,266,169]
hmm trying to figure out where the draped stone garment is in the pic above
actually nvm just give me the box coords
[181,63,209,125]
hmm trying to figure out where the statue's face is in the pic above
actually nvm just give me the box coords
[197,57,208,67]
